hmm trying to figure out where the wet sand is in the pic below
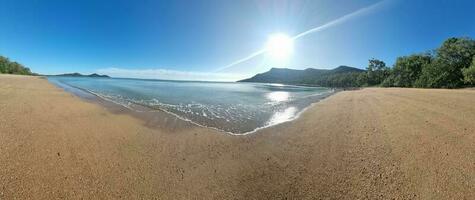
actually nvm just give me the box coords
[1,74,474,199]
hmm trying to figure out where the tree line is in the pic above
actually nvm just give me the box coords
[1,36,475,88]
[351,37,475,88]
[0,56,34,75]
[253,36,475,88]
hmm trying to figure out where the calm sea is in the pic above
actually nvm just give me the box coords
[48,77,333,134]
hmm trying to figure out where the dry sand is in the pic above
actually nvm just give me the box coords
[0,74,474,199]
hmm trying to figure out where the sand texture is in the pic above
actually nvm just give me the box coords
[0,74,474,199]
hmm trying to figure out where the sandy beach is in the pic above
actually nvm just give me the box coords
[1,74,474,199]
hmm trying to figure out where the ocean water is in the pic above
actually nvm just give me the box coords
[48,77,334,134]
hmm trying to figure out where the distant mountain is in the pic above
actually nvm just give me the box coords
[239,66,364,87]
[55,73,110,78]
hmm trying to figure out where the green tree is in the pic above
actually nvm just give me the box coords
[366,59,389,86]
[462,57,475,85]
[0,56,10,73]
[381,70,395,87]
[388,54,432,87]
[417,37,475,88]
[0,55,33,75]
[357,72,369,86]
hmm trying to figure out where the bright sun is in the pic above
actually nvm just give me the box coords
[266,33,294,60]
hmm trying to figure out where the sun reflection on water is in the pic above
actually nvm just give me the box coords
[266,107,297,126]
[266,91,290,102]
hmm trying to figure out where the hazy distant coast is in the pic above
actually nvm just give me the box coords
[51,72,110,78]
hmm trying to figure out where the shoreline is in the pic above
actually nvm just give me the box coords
[2,74,474,199]
[48,77,199,133]
[48,77,337,136]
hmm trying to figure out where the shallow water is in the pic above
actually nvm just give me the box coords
[48,77,333,134]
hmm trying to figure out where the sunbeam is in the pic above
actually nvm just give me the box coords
[215,0,391,72]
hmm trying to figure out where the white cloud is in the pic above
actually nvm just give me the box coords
[96,67,250,82]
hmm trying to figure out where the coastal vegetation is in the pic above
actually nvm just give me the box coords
[462,57,475,85]
[0,56,34,75]
[0,56,110,77]
[2,37,475,89]
[242,37,475,88]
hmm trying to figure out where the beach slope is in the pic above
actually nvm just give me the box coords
[0,75,474,199]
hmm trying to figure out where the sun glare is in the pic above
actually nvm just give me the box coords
[265,33,294,61]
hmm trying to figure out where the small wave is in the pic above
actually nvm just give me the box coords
[48,77,336,135]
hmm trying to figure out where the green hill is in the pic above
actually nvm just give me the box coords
[239,66,365,87]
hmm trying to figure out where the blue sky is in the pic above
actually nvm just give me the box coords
[1,0,474,81]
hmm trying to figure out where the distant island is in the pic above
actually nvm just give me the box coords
[54,73,110,78]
